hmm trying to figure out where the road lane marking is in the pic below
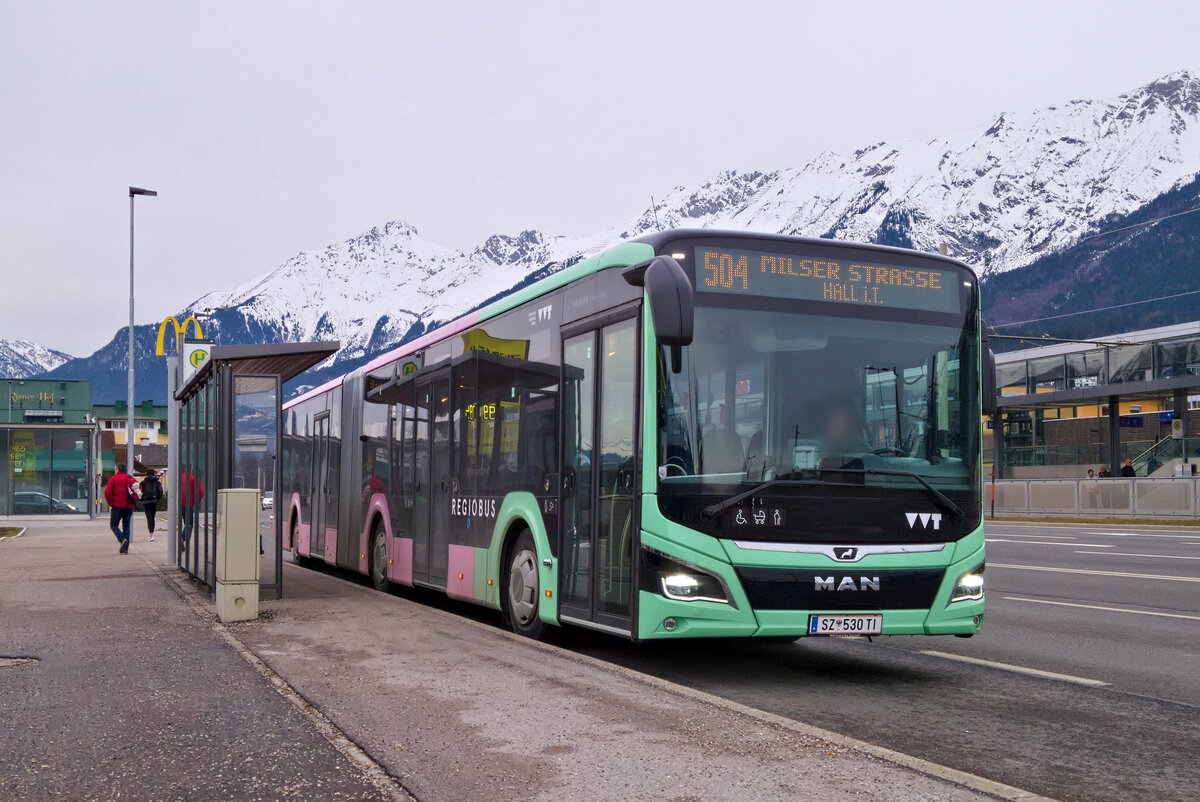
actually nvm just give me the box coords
[1003,596,1200,621]
[989,563,1200,583]
[919,650,1109,687]
[986,539,1114,547]
[992,525,1200,538]
[987,532,1080,539]
[1074,550,1200,561]
[1082,531,1200,539]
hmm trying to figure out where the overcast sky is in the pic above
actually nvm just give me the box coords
[2,1,1197,355]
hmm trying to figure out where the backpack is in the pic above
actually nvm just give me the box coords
[127,478,142,507]
[142,477,161,502]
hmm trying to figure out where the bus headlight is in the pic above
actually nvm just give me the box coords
[661,572,725,602]
[642,547,734,606]
[949,562,985,604]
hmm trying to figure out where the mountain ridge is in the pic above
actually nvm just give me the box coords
[31,68,1200,402]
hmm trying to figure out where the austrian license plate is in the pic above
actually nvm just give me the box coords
[808,614,882,635]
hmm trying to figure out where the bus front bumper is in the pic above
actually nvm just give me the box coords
[635,533,985,640]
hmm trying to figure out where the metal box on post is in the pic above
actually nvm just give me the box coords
[215,488,260,622]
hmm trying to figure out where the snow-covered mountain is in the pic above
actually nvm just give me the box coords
[191,223,607,365]
[0,340,72,378]
[615,69,1200,275]
[190,69,1199,366]
[40,68,1200,400]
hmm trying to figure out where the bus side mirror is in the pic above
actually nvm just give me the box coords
[624,256,694,371]
[981,322,998,417]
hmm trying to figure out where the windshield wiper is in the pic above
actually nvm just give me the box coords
[700,478,826,520]
[808,467,965,522]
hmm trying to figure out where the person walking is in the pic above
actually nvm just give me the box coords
[140,468,164,541]
[1120,458,1137,477]
[104,463,140,554]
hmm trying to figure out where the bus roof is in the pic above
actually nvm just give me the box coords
[283,239,656,409]
[283,229,975,410]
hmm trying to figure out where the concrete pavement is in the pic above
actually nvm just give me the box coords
[1,517,1045,801]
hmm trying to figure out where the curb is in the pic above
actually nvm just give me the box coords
[273,563,1057,801]
[139,554,415,802]
[149,556,1056,802]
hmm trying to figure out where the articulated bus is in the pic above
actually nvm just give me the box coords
[281,229,994,641]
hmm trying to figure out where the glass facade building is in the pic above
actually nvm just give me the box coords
[2,379,97,516]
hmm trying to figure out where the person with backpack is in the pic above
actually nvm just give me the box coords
[140,468,164,541]
[104,463,140,554]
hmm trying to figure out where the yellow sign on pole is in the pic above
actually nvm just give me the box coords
[156,316,205,356]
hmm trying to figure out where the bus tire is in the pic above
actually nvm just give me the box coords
[504,529,545,640]
[290,517,308,568]
[370,520,391,593]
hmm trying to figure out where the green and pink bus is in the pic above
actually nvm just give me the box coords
[282,229,992,640]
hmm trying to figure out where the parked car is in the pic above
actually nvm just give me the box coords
[12,492,81,514]
[261,491,274,510]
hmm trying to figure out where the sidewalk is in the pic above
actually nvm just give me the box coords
[2,518,1044,801]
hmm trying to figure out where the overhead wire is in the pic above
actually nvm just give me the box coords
[992,288,1200,328]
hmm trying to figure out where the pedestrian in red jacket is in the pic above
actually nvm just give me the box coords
[104,463,140,554]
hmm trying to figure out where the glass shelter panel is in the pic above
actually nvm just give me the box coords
[233,375,279,591]
[1066,350,1106,389]
[1109,344,1151,384]
[1028,356,1066,392]
[1154,336,1200,380]
[997,362,1029,396]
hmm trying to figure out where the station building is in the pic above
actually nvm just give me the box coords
[989,321,1200,479]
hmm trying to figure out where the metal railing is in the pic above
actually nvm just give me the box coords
[988,476,1200,518]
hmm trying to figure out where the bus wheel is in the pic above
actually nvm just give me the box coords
[371,522,391,592]
[290,518,307,568]
[505,530,545,639]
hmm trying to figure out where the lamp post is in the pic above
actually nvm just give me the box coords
[128,186,157,471]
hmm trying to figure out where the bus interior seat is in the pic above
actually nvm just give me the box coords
[701,427,744,474]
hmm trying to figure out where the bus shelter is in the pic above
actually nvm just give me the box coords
[174,341,338,597]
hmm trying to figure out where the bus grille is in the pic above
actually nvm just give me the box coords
[734,567,945,611]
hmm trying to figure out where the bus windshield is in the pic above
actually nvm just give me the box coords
[657,300,981,541]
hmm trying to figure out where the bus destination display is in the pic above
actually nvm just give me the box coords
[695,246,962,314]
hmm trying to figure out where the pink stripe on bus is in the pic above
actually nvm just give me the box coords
[390,538,413,586]
[361,311,482,373]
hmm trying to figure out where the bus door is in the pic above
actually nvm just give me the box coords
[413,370,451,586]
[559,314,639,634]
[310,412,331,561]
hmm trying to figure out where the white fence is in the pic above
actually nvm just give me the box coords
[989,477,1200,518]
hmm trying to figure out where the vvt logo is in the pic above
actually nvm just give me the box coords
[527,304,552,326]
[906,512,942,530]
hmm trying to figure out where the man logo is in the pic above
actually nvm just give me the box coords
[815,576,880,591]
[906,512,942,530]
[833,547,859,561]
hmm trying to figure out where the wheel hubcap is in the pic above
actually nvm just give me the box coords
[374,535,386,584]
[508,547,538,627]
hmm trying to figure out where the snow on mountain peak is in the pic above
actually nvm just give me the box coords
[0,340,72,378]
[178,69,1200,371]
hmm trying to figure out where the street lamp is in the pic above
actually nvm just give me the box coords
[128,186,157,470]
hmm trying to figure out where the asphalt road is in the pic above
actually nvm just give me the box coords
[553,521,1200,802]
